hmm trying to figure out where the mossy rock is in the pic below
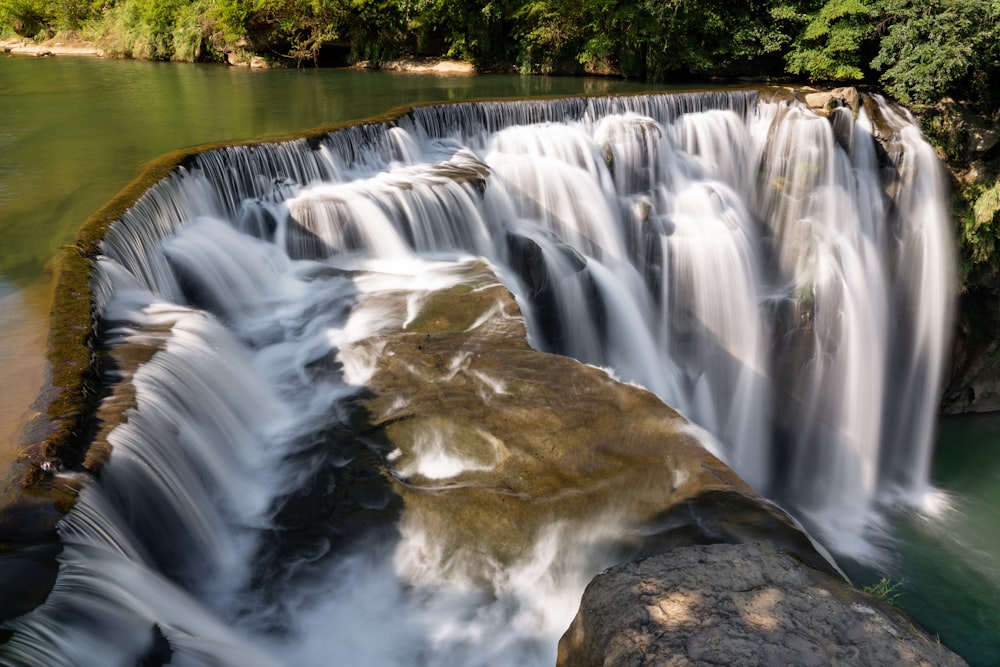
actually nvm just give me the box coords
[973,181,1000,230]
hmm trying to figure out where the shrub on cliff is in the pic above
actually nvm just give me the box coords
[871,0,995,107]
[780,0,874,81]
[0,0,85,37]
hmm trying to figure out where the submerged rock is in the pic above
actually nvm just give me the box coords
[557,541,967,667]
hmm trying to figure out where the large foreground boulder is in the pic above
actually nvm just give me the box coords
[557,541,967,667]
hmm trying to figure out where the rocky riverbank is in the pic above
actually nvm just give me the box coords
[1,37,476,74]
[1,37,103,57]
[356,56,475,74]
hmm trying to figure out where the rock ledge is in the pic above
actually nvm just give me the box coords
[558,541,967,667]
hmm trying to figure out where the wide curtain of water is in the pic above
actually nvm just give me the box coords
[0,55,673,500]
[1,86,989,665]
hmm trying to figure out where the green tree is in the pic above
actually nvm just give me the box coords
[0,0,51,36]
[343,0,405,63]
[870,0,992,105]
[575,0,649,77]
[511,0,586,72]
[212,0,353,65]
[90,0,187,59]
[781,0,874,80]
[570,0,791,80]
[0,0,96,36]
[407,0,497,63]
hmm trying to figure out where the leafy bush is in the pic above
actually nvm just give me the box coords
[871,0,989,105]
[782,0,874,80]
[87,0,172,59]
[172,0,214,62]
[862,576,906,606]
[0,0,51,37]
[511,0,586,72]
[959,180,1000,282]
[2,0,1000,110]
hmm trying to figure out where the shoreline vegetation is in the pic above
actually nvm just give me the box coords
[4,2,1000,244]
[0,36,477,72]
[0,0,998,107]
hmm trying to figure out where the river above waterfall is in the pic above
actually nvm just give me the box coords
[0,57,997,665]
[0,55,677,496]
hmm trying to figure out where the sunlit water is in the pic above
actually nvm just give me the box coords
[0,279,48,505]
[1,88,982,665]
[843,413,1000,667]
[0,54,676,492]
[0,57,996,666]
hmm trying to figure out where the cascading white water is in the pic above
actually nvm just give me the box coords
[0,91,955,666]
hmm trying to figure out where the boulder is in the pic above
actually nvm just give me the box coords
[226,50,269,68]
[949,358,1000,413]
[557,541,968,667]
[375,58,475,75]
[803,87,860,115]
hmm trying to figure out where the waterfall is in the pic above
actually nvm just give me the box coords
[0,91,954,666]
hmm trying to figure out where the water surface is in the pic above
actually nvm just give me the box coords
[0,55,996,665]
[0,57,674,289]
[0,55,674,474]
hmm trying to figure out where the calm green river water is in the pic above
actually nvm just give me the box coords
[880,414,1000,665]
[1,54,997,665]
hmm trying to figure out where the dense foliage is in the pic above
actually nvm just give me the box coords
[2,0,998,106]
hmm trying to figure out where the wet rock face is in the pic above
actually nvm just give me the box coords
[917,98,1000,415]
[353,260,835,571]
[803,87,861,115]
[942,302,1000,415]
[557,541,968,667]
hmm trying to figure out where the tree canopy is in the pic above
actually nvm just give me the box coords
[2,0,999,106]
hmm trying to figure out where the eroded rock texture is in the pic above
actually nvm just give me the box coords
[557,541,967,667]
[353,261,834,572]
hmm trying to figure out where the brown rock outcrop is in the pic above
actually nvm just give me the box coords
[351,260,836,572]
[803,87,861,115]
[557,541,967,667]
